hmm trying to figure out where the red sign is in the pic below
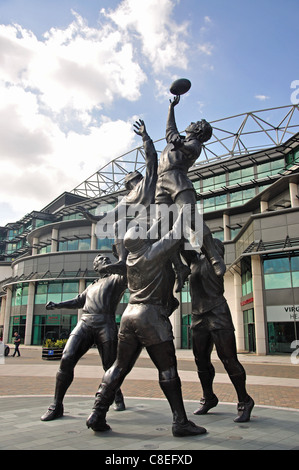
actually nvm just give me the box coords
[240,297,253,307]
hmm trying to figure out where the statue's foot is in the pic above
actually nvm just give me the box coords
[86,410,111,432]
[172,420,207,437]
[174,264,191,292]
[193,395,218,415]
[41,403,63,421]
[234,396,254,422]
[210,257,226,277]
[114,399,126,411]
[99,260,126,275]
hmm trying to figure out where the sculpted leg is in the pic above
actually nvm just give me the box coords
[192,327,218,415]
[212,329,254,422]
[41,325,91,421]
[147,341,207,436]
[86,340,142,431]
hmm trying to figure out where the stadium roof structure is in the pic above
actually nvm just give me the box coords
[72,104,299,199]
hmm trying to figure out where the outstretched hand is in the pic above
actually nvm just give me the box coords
[77,206,101,223]
[46,301,56,310]
[169,95,180,107]
[133,119,146,136]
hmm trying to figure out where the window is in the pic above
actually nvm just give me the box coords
[58,238,90,252]
[242,270,253,296]
[7,243,17,254]
[97,238,114,251]
[62,282,79,301]
[228,167,254,186]
[78,238,91,250]
[47,282,62,303]
[35,219,53,228]
[202,173,226,192]
[257,159,284,179]
[12,284,29,306]
[203,194,228,213]
[291,256,299,288]
[211,230,224,241]
[35,281,79,304]
[67,239,79,251]
[263,255,299,290]
[230,226,241,239]
[35,282,48,304]
[38,245,51,254]
[229,188,255,207]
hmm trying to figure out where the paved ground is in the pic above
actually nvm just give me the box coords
[1,346,299,451]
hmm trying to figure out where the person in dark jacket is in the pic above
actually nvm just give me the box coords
[12,332,21,357]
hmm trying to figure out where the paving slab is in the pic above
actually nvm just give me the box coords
[1,396,299,452]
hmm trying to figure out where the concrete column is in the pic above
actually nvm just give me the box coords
[3,286,12,343]
[24,282,35,345]
[233,271,245,352]
[223,213,230,241]
[51,228,59,252]
[260,200,268,212]
[91,223,97,250]
[289,182,299,208]
[0,295,7,332]
[251,255,267,355]
[32,237,39,255]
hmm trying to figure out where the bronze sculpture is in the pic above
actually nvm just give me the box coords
[186,239,254,422]
[78,120,157,275]
[153,94,226,292]
[40,255,127,421]
[86,209,207,437]
[40,77,255,435]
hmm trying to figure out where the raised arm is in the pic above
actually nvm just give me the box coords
[46,292,86,311]
[134,119,158,179]
[165,96,181,144]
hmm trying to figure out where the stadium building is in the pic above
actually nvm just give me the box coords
[1,104,299,355]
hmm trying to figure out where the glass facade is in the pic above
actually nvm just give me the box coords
[12,284,29,306]
[264,256,299,289]
[58,238,91,252]
[257,158,285,178]
[181,284,192,349]
[263,255,299,353]
[35,280,79,305]
[243,308,256,352]
[32,313,77,345]
[8,315,26,343]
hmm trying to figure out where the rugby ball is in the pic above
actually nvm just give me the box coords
[169,78,191,95]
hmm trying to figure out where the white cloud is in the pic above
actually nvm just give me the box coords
[255,94,270,101]
[0,14,146,115]
[0,2,194,225]
[102,0,189,73]
[198,43,214,56]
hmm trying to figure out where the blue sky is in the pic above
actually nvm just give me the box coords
[0,0,298,225]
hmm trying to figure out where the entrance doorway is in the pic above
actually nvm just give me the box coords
[243,308,256,352]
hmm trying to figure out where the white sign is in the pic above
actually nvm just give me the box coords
[266,305,299,322]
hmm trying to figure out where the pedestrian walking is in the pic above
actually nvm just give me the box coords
[12,332,21,357]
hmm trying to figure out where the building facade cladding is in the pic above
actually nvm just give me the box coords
[0,134,299,354]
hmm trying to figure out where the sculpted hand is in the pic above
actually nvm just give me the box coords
[46,301,56,310]
[77,206,102,223]
[169,95,180,107]
[133,119,146,136]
